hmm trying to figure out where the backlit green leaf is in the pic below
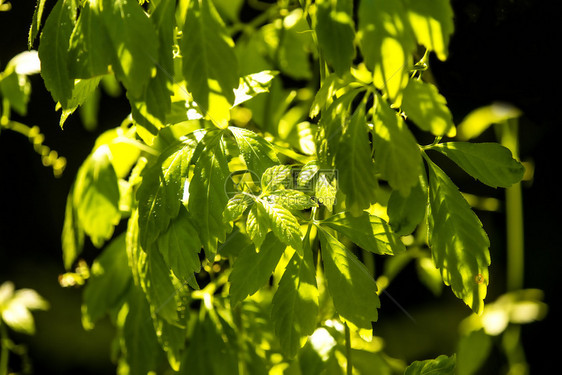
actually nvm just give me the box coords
[319,229,380,338]
[405,354,456,375]
[264,190,317,211]
[229,232,286,306]
[73,145,121,248]
[0,71,31,116]
[67,2,112,79]
[271,232,318,358]
[137,138,198,249]
[320,211,405,256]
[259,199,303,253]
[403,0,454,61]
[335,104,378,215]
[314,0,356,77]
[38,0,76,107]
[402,79,455,136]
[28,0,48,49]
[155,205,201,288]
[188,132,232,260]
[358,0,416,105]
[100,0,159,98]
[387,174,427,235]
[181,0,238,128]
[426,158,490,314]
[229,126,279,177]
[246,203,268,249]
[431,142,525,188]
[82,233,131,329]
[61,185,85,270]
[372,96,422,196]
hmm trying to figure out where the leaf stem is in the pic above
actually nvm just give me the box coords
[498,118,524,291]
[344,322,352,375]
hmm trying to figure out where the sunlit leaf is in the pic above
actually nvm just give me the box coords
[318,229,380,338]
[61,186,85,270]
[28,0,48,49]
[335,104,378,215]
[229,232,286,306]
[82,233,131,329]
[372,96,422,196]
[0,71,31,116]
[38,0,76,107]
[271,232,318,358]
[181,0,238,128]
[456,102,522,140]
[259,199,303,253]
[426,158,490,314]
[314,0,355,77]
[155,205,201,288]
[402,79,455,136]
[67,2,112,79]
[387,174,427,235]
[229,126,279,177]
[431,142,525,188]
[100,0,159,98]
[320,211,405,256]
[405,354,456,375]
[403,0,454,61]
[188,132,232,260]
[73,145,121,248]
[358,0,416,105]
[137,138,198,249]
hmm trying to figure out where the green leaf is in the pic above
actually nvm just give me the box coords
[271,232,319,358]
[260,165,292,193]
[314,0,356,77]
[0,71,31,116]
[405,354,456,375]
[335,104,378,215]
[358,0,416,105]
[318,229,380,338]
[120,286,162,375]
[188,132,232,260]
[67,1,112,79]
[246,203,268,249]
[61,186,85,270]
[232,70,278,107]
[223,193,253,223]
[82,233,131,329]
[320,211,405,256]
[60,77,102,128]
[28,0,48,49]
[229,232,286,305]
[264,190,317,211]
[258,199,303,253]
[403,0,454,61]
[100,0,159,98]
[372,96,422,196]
[431,142,525,188]
[155,205,201,288]
[137,139,198,249]
[387,175,427,235]
[426,158,490,314]
[456,330,492,375]
[140,248,182,324]
[38,0,76,107]
[73,145,121,248]
[229,126,279,177]
[402,79,455,136]
[181,0,239,128]
[456,102,522,141]
[179,314,240,375]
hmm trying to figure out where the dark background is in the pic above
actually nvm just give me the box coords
[1,0,560,374]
